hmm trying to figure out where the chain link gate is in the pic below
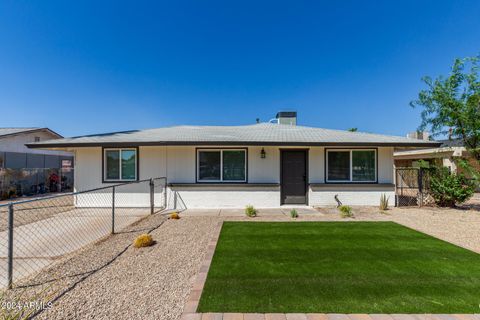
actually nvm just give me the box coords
[395,167,433,207]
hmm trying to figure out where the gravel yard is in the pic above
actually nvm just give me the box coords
[1,204,479,319]
[2,214,220,320]
[390,206,480,253]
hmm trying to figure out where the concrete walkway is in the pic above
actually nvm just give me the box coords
[0,207,150,288]
[179,207,320,217]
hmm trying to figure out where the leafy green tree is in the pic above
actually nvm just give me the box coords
[348,127,358,132]
[411,55,480,183]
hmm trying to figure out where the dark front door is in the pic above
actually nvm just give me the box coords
[281,150,307,204]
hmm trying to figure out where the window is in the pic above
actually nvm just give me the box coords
[327,151,350,181]
[197,149,246,182]
[104,148,137,181]
[34,136,41,142]
[326,149,376,182]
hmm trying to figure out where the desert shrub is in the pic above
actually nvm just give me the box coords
[133,234,154,248]
[245,205,257,217]
[290,209,299,218]
[379,193,389,211]
[169,212,180,219]
[429,167,475,207]
[338,205,353,218]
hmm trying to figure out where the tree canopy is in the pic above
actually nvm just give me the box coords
[410,56,480,160]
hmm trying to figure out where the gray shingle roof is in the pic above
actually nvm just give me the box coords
[0,127,63,139]
[26,123,441,148]
[0,128,40,137]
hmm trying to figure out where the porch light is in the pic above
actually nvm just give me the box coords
[260,148,266,159]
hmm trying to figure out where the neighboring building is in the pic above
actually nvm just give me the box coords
[394,137,479,190]
[394,138,464,171]
[0,128,74,199]
[394,137,479,173]
[27,113,439,208]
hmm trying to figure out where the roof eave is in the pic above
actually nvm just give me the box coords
[26,141,443,148]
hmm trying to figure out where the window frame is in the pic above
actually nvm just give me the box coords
[325,148,377,183]
[102,147,139,183]
[196,148,248,183]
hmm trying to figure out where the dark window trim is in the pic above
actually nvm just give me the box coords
[279,148,309,205]
[195,147,248,183]
[324,147,378,184]
[102,146,140,183]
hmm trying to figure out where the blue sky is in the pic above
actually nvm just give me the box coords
[0,1,479,137]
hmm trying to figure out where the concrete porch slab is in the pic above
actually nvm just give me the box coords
[219,209,247,216]
[280,207,319,215]
[179,209,221,216]
[178,207,322,217]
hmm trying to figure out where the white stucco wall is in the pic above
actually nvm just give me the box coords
[378,147,394,183]
[73,146,395,208]
[308,188,395,206]
[73,147,165,207]
[248,146,280,183]
[168,186,280,209]
[309,147,325,183]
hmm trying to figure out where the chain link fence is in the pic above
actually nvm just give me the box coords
[0,177,167,289]
[395,168,433,207]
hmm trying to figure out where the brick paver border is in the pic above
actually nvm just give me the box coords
[181,221,480,320]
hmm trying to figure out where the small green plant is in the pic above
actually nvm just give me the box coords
[338,205,353,218]
[429,167,475,207]
[133,234,155,248]
[290,209,299,218]
[245,205,257,217]
[379,193,389,211]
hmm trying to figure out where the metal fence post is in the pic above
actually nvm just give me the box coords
[150,178,154,215]
[174,190,177,210]
[7,203,14,289]
[164,178,168,210]
[111,186,115,234]
[418,168,423,207]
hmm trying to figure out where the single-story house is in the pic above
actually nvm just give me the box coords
[27,113,440,208]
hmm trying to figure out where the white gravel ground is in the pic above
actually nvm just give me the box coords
[390,207,480,254]
[35,216,220,320]
[2,204,479,320]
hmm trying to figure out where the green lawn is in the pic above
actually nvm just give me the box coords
[197,221,480,314]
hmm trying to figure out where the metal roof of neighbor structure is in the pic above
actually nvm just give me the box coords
[0,127,63,139]
[394,138,466,159]
[438,138,464,148]
[26,123,441,148]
